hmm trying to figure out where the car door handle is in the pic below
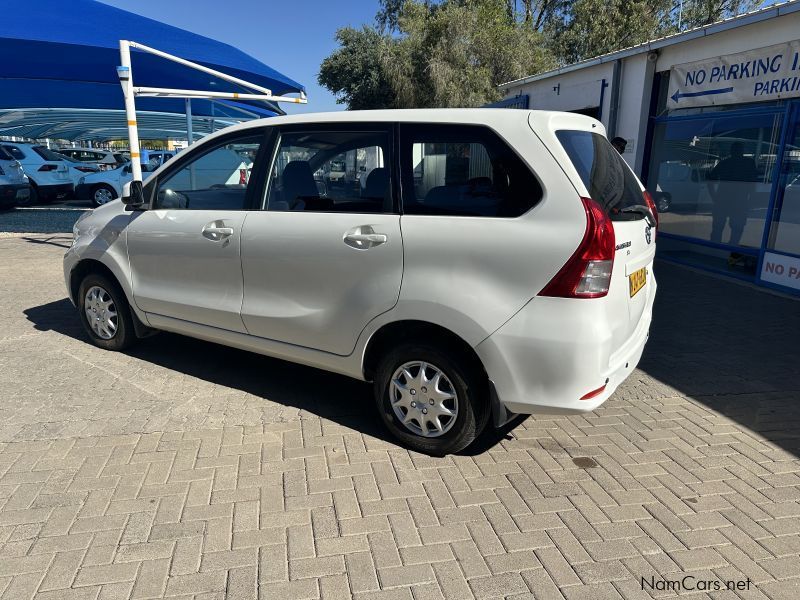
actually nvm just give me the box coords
[345,233,387,245]
[202,223,234,241]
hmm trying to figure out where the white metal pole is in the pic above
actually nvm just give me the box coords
[118,40,143,183]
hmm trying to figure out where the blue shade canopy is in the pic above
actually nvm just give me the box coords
[0,0,302,139]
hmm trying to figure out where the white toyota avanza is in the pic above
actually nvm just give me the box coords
[65,109,657,454]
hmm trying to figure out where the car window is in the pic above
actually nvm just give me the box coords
[266,129,392,213]
[556,130,643,216]
[2,146,26,161]
[33,146,64,162]
[155,135,262,210]
[401,124,542,217]
[0,146,13,161]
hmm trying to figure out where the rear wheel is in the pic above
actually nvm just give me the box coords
[374,343,488,455]
[77,274,136,351]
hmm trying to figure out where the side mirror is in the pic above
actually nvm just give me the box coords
[122,180,145,209]
[123,165,132,174]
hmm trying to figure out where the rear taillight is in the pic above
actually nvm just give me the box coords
[540,196,616,299]
[38,164,57,172]
[643,190,659,229]
[239,169,248,185]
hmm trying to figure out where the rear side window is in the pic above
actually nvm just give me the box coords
[2,145,25,160]
[33,146,64,162]
[401,124,542,217]
[556,130,643,216]
[0,146,13,161]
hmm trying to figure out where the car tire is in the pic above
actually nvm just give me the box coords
[27,183,39,206]
[91,184,117,207]
[77,273,137,351]
[374,343,488,455]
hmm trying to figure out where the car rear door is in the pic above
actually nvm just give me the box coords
[535,113,656,349]
[239,123,402,356]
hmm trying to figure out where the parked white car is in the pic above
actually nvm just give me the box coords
[64,109,658,454]
[75,162,136,207]
[0,145,31,208]
[0,143,72,203]
[58,148,121,170]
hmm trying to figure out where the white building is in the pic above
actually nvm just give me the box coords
[499,1,800,295]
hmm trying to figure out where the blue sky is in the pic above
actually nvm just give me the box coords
[99,0,381,114]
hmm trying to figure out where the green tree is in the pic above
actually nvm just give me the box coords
[319,0,555,109]
[543,0,761,64]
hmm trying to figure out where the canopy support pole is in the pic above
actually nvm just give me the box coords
[118,40,143,183]
[117,38,307,184]
[185,98,193,145]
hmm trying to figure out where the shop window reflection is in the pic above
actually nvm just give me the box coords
[647,113,782,275]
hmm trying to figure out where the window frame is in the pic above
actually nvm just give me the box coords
[146,127,272,211]
[262,122,399,214]
[398,122,543,218]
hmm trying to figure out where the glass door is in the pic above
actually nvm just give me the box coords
[759,102,800,293]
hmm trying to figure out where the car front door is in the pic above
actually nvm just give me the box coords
[126,130,267,332]
[240,123,402,355]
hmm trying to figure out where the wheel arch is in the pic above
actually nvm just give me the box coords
[69,258,153,338]
[361,320,488,384]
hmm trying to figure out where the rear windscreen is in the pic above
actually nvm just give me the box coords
[33,146,65,162]
[556,130,644,217]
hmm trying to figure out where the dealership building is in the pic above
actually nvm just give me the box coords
[499,1,800,295]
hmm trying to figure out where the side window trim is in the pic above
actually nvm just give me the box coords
[263,122,398,214]
[147,127,271,210]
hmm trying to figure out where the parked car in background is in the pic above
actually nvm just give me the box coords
[65,109,658,455]
[0,143,72,203]
[55,153,102,190]
[0,145,30,208]
[142,150,176,169]
[74,162,138,207]
[58,148,121,170]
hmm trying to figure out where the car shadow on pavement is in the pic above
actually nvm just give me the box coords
[638,261,800,457]
[24,298,514,455]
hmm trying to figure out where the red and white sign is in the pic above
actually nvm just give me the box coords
[760,252,800,291]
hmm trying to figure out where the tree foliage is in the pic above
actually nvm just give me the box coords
[319,0,554,109]
[319,0,762,109]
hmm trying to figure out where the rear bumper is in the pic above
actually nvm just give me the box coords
[37,182,73,200]
[0,183,30,207]
[475,277,656,415]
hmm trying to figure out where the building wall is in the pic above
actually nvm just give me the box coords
[500,10,800,175]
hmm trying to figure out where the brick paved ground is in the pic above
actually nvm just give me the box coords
[0,233,798,600]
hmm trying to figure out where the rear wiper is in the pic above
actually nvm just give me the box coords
[620,205,656,227]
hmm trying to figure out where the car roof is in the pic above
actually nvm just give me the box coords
[190,108,599,148]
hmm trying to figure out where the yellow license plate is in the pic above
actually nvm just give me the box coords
[629,267,647,297]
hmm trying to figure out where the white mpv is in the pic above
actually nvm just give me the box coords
[65,109,657,455]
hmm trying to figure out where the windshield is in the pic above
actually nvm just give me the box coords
[556,130,644,217]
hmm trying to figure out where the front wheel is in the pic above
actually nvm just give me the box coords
[77,274,137,351]
[92,184,117,207]
[374,343,488,455]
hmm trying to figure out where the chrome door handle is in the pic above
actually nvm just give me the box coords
[202,223,234,241]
